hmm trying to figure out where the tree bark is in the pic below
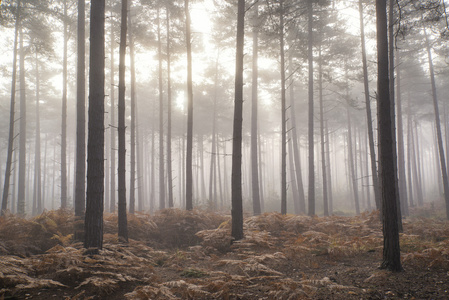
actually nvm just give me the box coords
[280,0,287,215]
[109,10,116,213]
[129,2,136,214]
[251,2,261,216]
[166,5,174,208]
[157,8,165,210]
[17,24,26,216]
[117,0,128,241]
[185,0,193,210]
[1,2,20,215]
[33,54,42,215]
[61,0,68,209]
[84,0,106,251]
[318,42,328,216]
[232,0,245,241]
[376,0,402,272]
[307,0,315,216]
[359,0,381,210]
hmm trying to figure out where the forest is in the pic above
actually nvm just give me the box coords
[0,0,449,299]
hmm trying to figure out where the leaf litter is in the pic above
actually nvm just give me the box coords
[0,203,449,299]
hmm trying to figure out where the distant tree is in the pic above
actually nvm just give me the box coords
[1,1,20,215]
[74,0,86,239]
[129,0,136,214]
[157,7,165,210]
[117,0,129,241]
[17,24,26,216]
[60,0,68,209]
[307,0,315,216]
[185,0,193,211]
[376,0,402,272]
[84,0,106,252]
[231,0,245,241]
[250,1,261,216]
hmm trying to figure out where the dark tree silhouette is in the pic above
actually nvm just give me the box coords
[84,0,106,252]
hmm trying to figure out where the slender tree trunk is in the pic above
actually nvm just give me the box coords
[17,24,26,216]
[251,2,261,216]
[289,59,306,214]
[376,0,401,271]
[396,55,408,216]
[1,3,20,215]
[109,10,116,213]
[325,120,333,214]
[288,132,300,214]
[347,109,360,215]
[129,2,136,214]
[424,28,449,219]
[61,0,68,209]
[389,0,402,231]
[157,8,165,210]
[307,0,315,216]
[84,0,106,251]
[406,100,414,207]
[185,0,193,210]
[359,0,381,210]
[166,5,174,208]
[33,54,42,215]
[280,0,287,215]
[136,98,144,211]
[318,42,329,216]
[117,0,128,241]
[232,0,245,241]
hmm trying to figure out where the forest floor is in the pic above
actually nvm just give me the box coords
[1,203,449,299]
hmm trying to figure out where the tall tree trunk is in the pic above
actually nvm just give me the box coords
[232,0,245,241]
[325,120,333,214]
[109,10,116,213]
[288,132,300,214]
[185,0,193,210]
[347,109,360,215]
[33,54,42,215]
[166,5,174,208]
[307,0,315,216]
[359,0,381,210]
[396,55,408,216]
[84,0,106,251]
[424,28,449,219]
[17,24,26,216]
[251,2,261,215]
[318,42,328,216]
[389,0,402,231]
[1,3,20,215]
[289,58,306,214]
[117,0,128,241]
[406,100,414,207]
[129,2,136,214]
[61,0,68,209]
[157,8,165,210]
[280,0,287,215]
[136,98,144,211]
[376,0,402,272]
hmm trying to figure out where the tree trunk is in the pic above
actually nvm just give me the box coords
[325,120,333,214]
[376,0,402,272]
[84,0,106,251]
[185,0,193,211]
[307,0,315,216]
[129,2,136,214]
[280,0,287,215]
[33,54,42,215]
[17,24,26,216]
[347,109,360,215]
[1,3,20,215]
[166,5,174,208]
[251,2,261,216]
[396,55,408,216]
[117,0,128,242]
[424,28,449,219]
[318,42,328,216]
[406,99,414,207]
[61,0,68,209]
[359,0,381,210]
[157,8,165,210]
[109,10,116,213]
[232,0,245,241]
